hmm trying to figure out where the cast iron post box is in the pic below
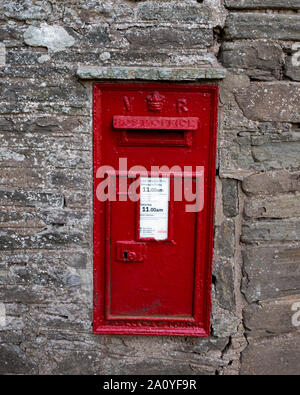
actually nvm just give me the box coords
[93,82,218,336]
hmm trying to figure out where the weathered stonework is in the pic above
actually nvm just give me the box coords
[0,0,300,376]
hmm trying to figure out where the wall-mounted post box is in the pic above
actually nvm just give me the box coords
[93,82,218,336]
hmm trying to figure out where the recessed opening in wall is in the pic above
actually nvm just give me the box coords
[93,82,219,337]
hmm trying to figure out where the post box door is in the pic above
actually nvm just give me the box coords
[93,82,218,336]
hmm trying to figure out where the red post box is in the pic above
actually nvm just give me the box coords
[93,82,218,336]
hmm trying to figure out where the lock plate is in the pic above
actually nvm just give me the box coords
[116,241,146,263]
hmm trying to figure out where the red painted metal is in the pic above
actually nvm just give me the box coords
[93,82,219,336]
[113,116,199,130]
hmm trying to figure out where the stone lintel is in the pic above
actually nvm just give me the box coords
[76,66,226,81]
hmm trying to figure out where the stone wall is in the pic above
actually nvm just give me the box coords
[0,0,299,375]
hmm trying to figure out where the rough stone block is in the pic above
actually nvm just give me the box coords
[222,179,239,217]
[51,350,102,375]
[81,25,110,46]
[102,334,228,375]
[24,23,75,52]
[235,82,300,122]
[0,168,45,189]
[242,245,300,302]
[0,189,64,208]
[213,219,236,311]
[38,209,89,227]
[241,334,300,375]
[20,342,102,375]
[214,219,235,259]
[101,356,217,375]
[137,1,212,24]
[0,207,43,228]
[242,171,300,195]
[0,250,88,289]
[244,194,300,219]
[243,296,300,337]
[123,27,213,49]
[0,43,5,67]
[77,65,226,81]
[50,170,90,190]
[225,13,300,41]
[0,228,87,250]
[225,0,300,9]
[219,41,282,80]
[1,1,49,21]
[0,81,88,104]
[251,142,300,170]
[0,344,38,374]
[74,1,134,24]
[242,219,300,243]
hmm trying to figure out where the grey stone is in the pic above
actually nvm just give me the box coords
[0,118,13,131]
[213,258,236,311]
[64,190,90,209]
[2,1,49,21]
[242,219,300,243]
[225,0,300,9]
[242,171,300,195]
[222,179,239,217]
[225,13,300,41]
[138,1,212,24]
[0,168,45,189]
[219,41,282,80]
[0,282,86,305]
[213,219,236,311]
[6,50,42,65]
[0,229,86,250]
[252,141,300,170]
[0,251,87,287]
[52,351,102,375]
[102,334,228,374]
[191,337,230,354]
[241,334,300,375]
[109,50,170,66]
[24,23,75,52]
[235,82,300,122]
[0,207,42,228]
[123,27,213,49]
[0,344,38,374]
[242,245,300,302]
[38,209,89,227]
[0,80,88,103]
[76,1,134,23]
[0,116,86,137]
[76,66,226,81]
[244,194,300,219]
[82,26,110,45]
[50,170,89,189]
[243,296,300,337]
[0,189,64,208]
[0,144,87,170]
[0,43,5,67]
[211,303,241,338]
[101,356,217,375]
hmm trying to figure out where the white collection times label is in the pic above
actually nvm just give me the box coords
[140,177,170,241]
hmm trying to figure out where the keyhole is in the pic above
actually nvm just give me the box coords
[123,251,128,261]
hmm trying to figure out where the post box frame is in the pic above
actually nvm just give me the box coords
[93,82,219,336]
